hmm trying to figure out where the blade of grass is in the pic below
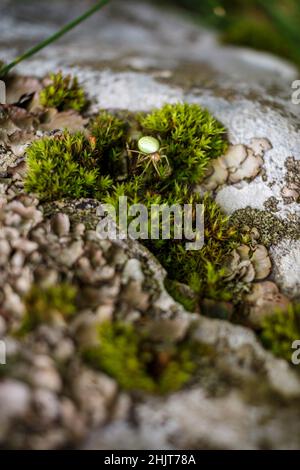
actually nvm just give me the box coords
[0,0,110,78]
[259,0,300,64]
[259,0,300,43]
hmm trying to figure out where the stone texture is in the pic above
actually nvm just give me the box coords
[0,0,300,450]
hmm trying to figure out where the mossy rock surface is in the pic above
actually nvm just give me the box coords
[0,0,300,451]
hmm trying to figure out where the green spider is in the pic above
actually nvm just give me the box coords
[127,136,171,178]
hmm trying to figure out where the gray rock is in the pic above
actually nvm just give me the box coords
[0,0,300,451]
[5,0,298,293]
[50,213,70,237]
[270,239,300,298]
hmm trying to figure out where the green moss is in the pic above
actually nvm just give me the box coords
[25,103,245,309]
[25,131,113,201]
[39,72,88,112]
[25,110,130,201]
[89,111,128,177]
[104,179,244,302]
[90,111,127,148]
[19,283,77,334]
[139,103,228,185]
[146,193,241,302]
[260,304,300,362]
[201,298,234,321]
[164,279,198,312]
[83,321,201,394]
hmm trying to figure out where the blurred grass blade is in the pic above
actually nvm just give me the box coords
[0,0,110,78]
[259,0,300,43]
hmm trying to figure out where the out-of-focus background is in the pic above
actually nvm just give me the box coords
[1,0,300,452]
[161,0,300,67]
[1,0,300,68]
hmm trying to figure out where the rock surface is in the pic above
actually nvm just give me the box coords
[0,0,300,450]
[1,0,299,297]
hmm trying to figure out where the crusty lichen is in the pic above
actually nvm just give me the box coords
[230,207,299,247]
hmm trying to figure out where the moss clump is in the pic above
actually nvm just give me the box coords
[83,321,201,394]
[25,111,129,201]
[25,131,113,201]
[145,193,242,302]
[104,182,242,303]
[19,283,77,334]
[40,72,88,112]
[164,279,198,312]
[25,103,243,308]
[139,103,228,185]
[89,111,128,177]
[260,304,300,362]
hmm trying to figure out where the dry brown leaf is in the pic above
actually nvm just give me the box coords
[39,108,88,132]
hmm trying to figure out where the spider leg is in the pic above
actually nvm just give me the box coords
[152,159,162,176]
[161,155,170,166]
[126,145,141,160]
[136,155,149,170]
[140,159,152,176]
[137,154,149,163]
[127,149,143,160]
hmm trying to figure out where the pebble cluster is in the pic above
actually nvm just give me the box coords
[0,182,160,449]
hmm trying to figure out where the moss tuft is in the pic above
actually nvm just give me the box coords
[25,131,113,201]
[146,193,241,302]
[89,111,128,177]
[40,72,88,112]
[83,321,201,394]
[25,102,246,310]
[139,103,228,185]
[164,279,198,312]
[260,304,300,362]
[19,283,77,334]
